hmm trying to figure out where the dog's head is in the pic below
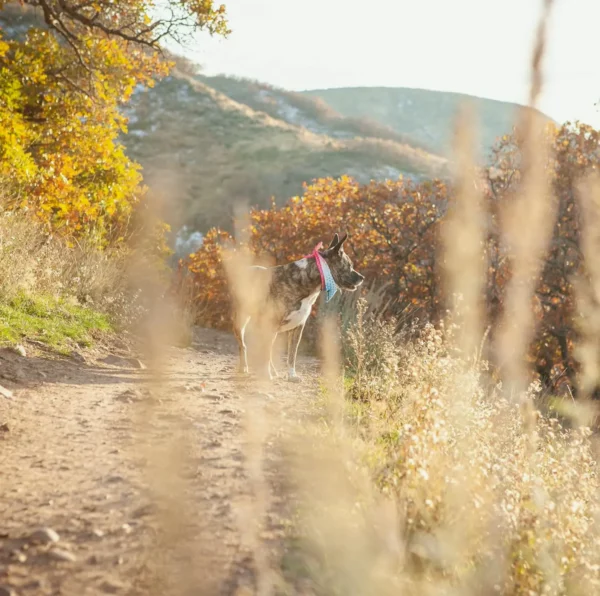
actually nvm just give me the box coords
[320,233,365,291]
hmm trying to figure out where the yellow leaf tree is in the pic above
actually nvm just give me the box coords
[0,1,228,245]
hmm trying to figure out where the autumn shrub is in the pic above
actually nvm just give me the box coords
[185,175,447,328]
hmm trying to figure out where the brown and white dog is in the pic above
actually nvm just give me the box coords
[232,233,364,382]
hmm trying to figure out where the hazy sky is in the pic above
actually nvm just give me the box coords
[168,0,600,126]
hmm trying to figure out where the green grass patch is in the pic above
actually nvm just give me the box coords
[0,293,112,353]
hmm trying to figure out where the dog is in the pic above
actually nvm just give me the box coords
[231,233,364,382]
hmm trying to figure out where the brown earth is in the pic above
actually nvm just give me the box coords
[0,328,320,596]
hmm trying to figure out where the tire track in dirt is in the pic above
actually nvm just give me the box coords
[0,328,319,596]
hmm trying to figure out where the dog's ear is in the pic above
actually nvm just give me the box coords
[328,233,339,249]
[332,233,348,253]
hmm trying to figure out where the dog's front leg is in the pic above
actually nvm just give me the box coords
[233,316,250,374]
[258,332,276,381]
[286,324,305,383]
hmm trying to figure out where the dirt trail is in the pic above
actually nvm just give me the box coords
[0,328,319,596]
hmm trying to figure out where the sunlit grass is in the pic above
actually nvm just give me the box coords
[0,292,112,353]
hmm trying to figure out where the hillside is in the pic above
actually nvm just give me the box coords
[302,86,552,157]
[122,69,551,245]
[122,69,448,236]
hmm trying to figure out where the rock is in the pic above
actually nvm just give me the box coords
[69,350,87,364]
[91,529,105,539]
[114,388,151,403]
[100,355,143,369]
[0,423,8,433]
[12,344,26,358]
[22,579,44,591]
[100,355,127,367]
[0,585,16,596]
[131,504,154,519]
[48,548,76,562]
[100,579,125,593]
[10,550,26,563]
[29,527,60,544]
[105,475,124,484]
[0,385,13,400]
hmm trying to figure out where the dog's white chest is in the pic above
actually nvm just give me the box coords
[278,291,320,332]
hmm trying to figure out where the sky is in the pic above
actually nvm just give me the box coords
[167,0,600,126]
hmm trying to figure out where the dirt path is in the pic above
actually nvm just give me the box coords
[0,328,320,596]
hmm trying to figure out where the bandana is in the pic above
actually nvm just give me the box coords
[305,242,339,303]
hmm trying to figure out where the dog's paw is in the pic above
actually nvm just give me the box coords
[287,371,302,383]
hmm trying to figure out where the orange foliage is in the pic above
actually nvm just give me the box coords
[487,122,600,389]
[185,175,448,329]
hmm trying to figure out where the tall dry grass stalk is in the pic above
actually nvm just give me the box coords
[495,0,556,409]
[572,174,600,425]
[126,181,221,595]
[223,205,279,595]
[441,102,484,359]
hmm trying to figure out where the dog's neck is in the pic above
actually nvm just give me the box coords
[277,255,325,300]
[303,257,324,293]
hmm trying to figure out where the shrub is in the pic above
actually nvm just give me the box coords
[289,308,600,595]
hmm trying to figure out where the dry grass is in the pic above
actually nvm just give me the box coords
[0,211,119,303]
[0,208,146,338]
[280,314,600,595]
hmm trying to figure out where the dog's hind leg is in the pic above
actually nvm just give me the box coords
[286,324,305,383]
[253,322,276,382]
[233,316,251,374]
[269,334,279,378]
